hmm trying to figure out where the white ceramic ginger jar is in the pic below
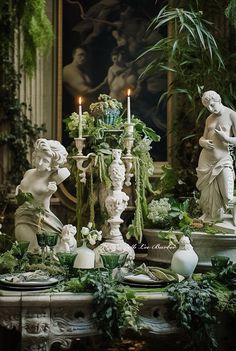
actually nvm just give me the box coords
[73,242,95,269]
[171,236,198,277]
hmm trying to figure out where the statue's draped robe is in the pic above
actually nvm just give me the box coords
[196,155,235,220]
[15,201,63,251]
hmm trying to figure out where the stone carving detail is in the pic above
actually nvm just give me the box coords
[51,307,97,335]
[0,310,20,330]
[105,190,129,221]
[108,149,126,190]
[0,291,178,350]
[94,148,135,265]
[23,341,48,351]
[139,304,178,334]
[51,337,72,350]
[24,319,50,334]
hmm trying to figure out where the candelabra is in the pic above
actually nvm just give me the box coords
[73,125,135,266]
[73,137,95,183]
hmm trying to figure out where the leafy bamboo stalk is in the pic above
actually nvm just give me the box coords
[138,2,234,189]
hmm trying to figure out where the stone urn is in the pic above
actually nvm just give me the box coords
[144,228,236,269]
[89,94,122,125]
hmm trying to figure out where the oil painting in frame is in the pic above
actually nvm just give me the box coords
[57,0,172,204]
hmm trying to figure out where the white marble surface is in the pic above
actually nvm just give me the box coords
[0,289,177,351]
[144,229,236,267]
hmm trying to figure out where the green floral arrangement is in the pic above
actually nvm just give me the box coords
[81,222,102,246]
[65,111,94,138]
[89,94,123,125]
[65,95,160,242]
[146,197,192,230]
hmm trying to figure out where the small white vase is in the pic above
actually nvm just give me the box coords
[171,236,198,277]
[73,242,95,269]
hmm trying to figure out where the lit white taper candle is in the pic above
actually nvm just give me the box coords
[127,89,131,124]
[78,96,83,138]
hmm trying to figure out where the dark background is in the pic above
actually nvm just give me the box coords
[62,0,167,161]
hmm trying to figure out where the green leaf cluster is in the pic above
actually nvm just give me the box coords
[0,250,18,274]
[167,279,218,350]
[15,189,34,206]
[63,270,141,338]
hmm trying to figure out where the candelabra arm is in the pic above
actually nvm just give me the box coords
[122,156,134,187]
[73,153,95,184]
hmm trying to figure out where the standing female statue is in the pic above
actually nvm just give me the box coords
[15,139,70,252]
[196,91,236,223]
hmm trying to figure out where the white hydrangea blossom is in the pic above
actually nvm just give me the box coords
[147,198,172,224]
[133,137,152,154]
[81,223,102,246]
[89,94,123,117]
[67,111,90,136]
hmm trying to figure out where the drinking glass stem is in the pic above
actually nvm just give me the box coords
[50,248,56,265]
[41,247,46,264]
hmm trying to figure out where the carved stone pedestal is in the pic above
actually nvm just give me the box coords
[94,149,135,266]
[0,290,178,351]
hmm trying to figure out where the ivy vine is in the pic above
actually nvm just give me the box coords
[0,0,52,185]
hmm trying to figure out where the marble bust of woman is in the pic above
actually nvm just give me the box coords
[196,91,236,224]
[15,138,70,252]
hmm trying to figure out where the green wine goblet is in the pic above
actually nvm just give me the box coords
[44,232,59,264]
[100,252,122,279]
[36,232,47,264]
[56,252,77,278]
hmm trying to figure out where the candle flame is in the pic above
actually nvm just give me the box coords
[78,96,82,105]
[127,89,131,96]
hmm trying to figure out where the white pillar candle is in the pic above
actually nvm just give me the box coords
[78,96,83,138]
[127,89,131,124]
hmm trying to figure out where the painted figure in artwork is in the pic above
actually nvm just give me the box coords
[15,138,70,252]
[63,46,92,97]
[196,90,236,223]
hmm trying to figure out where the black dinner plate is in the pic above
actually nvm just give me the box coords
[0,283,56,291]
[121,280,169,288]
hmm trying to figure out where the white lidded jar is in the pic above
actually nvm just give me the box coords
[171,236,198,278]
[73,241,95,269]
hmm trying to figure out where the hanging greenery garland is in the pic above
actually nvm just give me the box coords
[20,0,53,76]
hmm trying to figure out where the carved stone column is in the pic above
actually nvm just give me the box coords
[0,294,21,331]
[21,295,51,351]
[94,149,135,266]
